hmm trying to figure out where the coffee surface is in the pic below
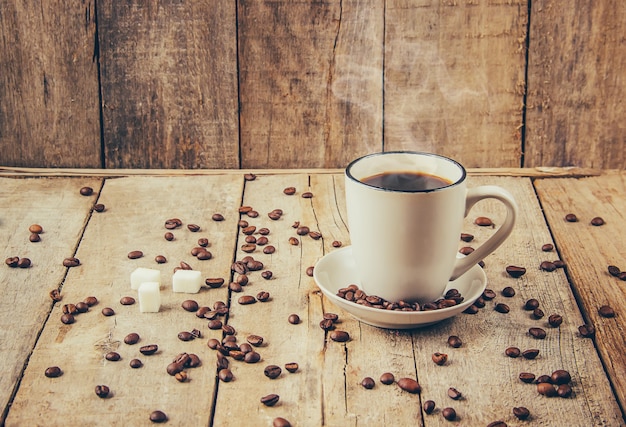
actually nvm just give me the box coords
[361,171,452,191]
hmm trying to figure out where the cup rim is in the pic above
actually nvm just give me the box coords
[345,151,467,193]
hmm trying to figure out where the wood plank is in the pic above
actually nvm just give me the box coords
[383,0,528,168]
[0,1,101,167]
[534,172,626,415]
[6,176,244,426]
[97,1,239,169]
[238,0,384,169]
[525,0,626,168]
[0,177,101,424]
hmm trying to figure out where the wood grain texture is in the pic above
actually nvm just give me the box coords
[383,0,528,168]
[534,172,626,416]
[525,0,626,168]
[97,1,239,168]
[0,177,101,425]
[0,1,101,167]
[238,0,384,169]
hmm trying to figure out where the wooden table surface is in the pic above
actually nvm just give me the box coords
[1,168,625,427]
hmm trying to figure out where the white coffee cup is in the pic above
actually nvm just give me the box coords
[345,151,517,304]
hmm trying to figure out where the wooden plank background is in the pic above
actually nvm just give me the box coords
[0,0,625,169]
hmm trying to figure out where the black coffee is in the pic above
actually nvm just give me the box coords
[361,171,451,191]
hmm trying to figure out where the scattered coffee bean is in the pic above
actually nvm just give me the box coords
[187,223,201,232]
[63,304,78,315]
[164,218,182,229]
[432,352,448,365]
[120,296,135,305]
[302,191,313,198]
[553,259,566,269]
[505,347,521,358]
[548,314,563,327]
[288,237,299,246]
[263,245,276,254]
[261,393,280,406]
[93,203,105,212]
[532,308,545,319]
[564,213,578,222]
[208,319,223,330]
[578,324,596,338]
[256,291,271,302]
[537,382,557,397]
[284,362,299,373]
[329,330,350,342]
[305,266,315,277]
[460,233,474,242]
[273,417,292,427]
[283,187,296,195]
[540,261,557,272]
[264,365,282,379]
[423,400,436,414]
[459,246,474,255]
[557,384,573,398]
[398,378,421,394]
[332,240,343,248]
[519,372,536,383]
[63,257,80,267]
[247,335,264,347]
[505,265,526,278]
[124,333,140,345]
[60,313,75,324]
[521,349,540,360]
[361,377,375,389]
[482,289,496,300]
[380,372,395,385]
[5,256,20,267]
[608,265,621,277]
[181,300,199,312]
[101,307,115,316]
[523,298,539,311]
[45,366,62,378]
[149,410,168,423]
[475,216,493,226]
[598,305,616,318]
[75,302,89,313]
[261,270,273,280]
[175,371,188,382]
[238,295,257,305]
[590,216,605,226]
[495,303,510,314]
[501,286,516,297]
[154,255,167,264]
[80,186,94,196]
[130,359,143,369]
[463,305,479,314]
[105,351,121,361]
[49,289,62,302]
[447,387,462,400]
[205,277,225,288]
[178,331,194,342]
[139,344,158,355]
[127,250,143,259]
[442,407,457,421]
[16,257,31,268]
[218,368,234,382]
[164,232,175,241]
[541,243,554,251]
[512,406,530,420]
[529,327,547,339]
[95,384,110,398]
[319,319,334,331]
[551,369,571,385]
[288,314,300,324]
[244,173,256,181]
[29,233,41,242]
[244,351,261,363]
[447,335,462,348]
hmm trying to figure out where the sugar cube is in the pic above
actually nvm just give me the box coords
[138,282,161,313]
[131,267,161,290]
[172,270,202,293]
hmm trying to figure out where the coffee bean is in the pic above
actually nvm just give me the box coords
[105,351,121,361]
[548,313,563,327]
[432,352,448,365]
[164,218,182,229]
[247,335,264,347]
[537,382,557,397]
[222,324,236,336]
[542,243,554,251]
[238,295,256,305]
[521,349,540,359]
[564,213,578,222]
[120,296,135,305]
[505,347,521,358]
[243,173,256,181]
[140,344,158,355]
[330,330,350,342]
[208,319,223,330]
[360,377,375,389]
[241,243,256,253]
[283,187,296,195]
[557,383,573,398]
[505,265,526,278]
[63,257,80,267]
[487,421,507,427]
[495,303,510,313]
[529,327,547,339]
[532,308,545,319]
[154,255,167,264]
[398,378,421,394]
[182,300,199,312]
[124,333,140,345]
[598,305,616,318]
[332,240,343,248]
[263,245,276,254]
[380,372,395,385]
[80,186,93,196]
[130,359,143,369]
[608,265,621,277]
[94,203,106,212]
[175,371,188,382]
[463,304,479,314]
[523,298,539,311]
[264,365,282,379]
[273,417,291,427]
[261,393,280,406]
[423,400,436,414]
[218,368,234,382]
[284,362,299,373]
[45,366,62,378]
[442,407,456,421]
[288,237,300,246]
[95,385,110,398]
[590,216,605,226]
[512,406,530,420]
[167,362,184,376]
[60,313,75,324]
[268,211,282,221]
[205,277,225,289]
[296,226,310,236]
[213,213,226,222]
[101,307,115,316]
[460,233,474,242]
[149,410,168,423]
[447,335,462,348]
[187,223,201,232]
[447,387,462,400]
[178,331,194,341]
[519,372,536,383]
[244,351,261,364]
[49,289,62,302]
[578,324,596,338]
[5,256,20,267]
[540,261,557,272]
[501,286,516,297]
[63,303,78,315]
[288,314,300,324]
[164,232,175,241]
[127,250,143,259]
[256,291,271,302]
[551,369,571,385]
[17,258,30,269]
[459,246,474,255]
[475,216,493,226]
[482,289,496,300]
[301,191,313,198]
[319,319,335,331]
[29,233,41,242]
[74,301,89,313]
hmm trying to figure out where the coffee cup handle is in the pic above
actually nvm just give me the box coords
[450,185,518,281]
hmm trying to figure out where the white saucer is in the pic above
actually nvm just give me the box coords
[313,246,487,329]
